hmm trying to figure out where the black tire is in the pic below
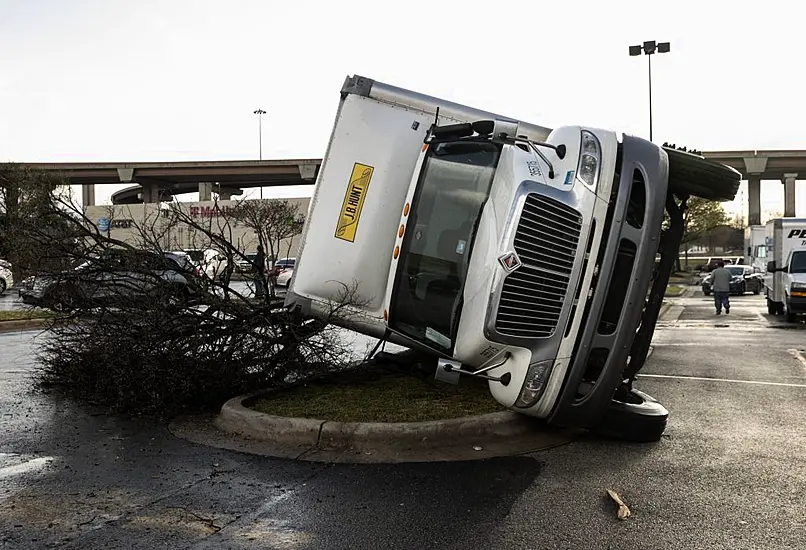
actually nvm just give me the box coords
[0,278,6,296]
[786,304,797,323]
[767,298,775,315]
[665,147,742,202]
[45,284,80,312]
[591,388,669,443]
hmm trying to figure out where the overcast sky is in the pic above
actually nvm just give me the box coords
[1,0,803,219]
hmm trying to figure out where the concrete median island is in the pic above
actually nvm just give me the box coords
[0,309,54,333]
[175,369,580,463]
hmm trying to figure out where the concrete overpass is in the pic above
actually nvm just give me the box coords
[25,159,321,206]
[701,150,805,224]
[24,150,805,223]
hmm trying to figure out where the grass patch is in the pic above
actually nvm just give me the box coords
[665,285,686,297]
[248,368,506,423]
[0,309,54,322]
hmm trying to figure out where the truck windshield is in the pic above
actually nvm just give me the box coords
[389,140,501,351]
[790,251,806,273]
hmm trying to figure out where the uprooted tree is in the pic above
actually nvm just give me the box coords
[7,165,362,416]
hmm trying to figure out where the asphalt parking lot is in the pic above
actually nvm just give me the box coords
[1,286,805,549]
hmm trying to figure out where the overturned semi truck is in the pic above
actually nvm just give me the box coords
[285,75,741,442]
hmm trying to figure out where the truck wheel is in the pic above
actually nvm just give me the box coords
[0,278,6,296]
[591,388,668,443]
[665,147,741,202]
[786,304,797,323]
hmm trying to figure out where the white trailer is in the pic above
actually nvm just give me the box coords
[763,217,806,320]
[286,75,741,441]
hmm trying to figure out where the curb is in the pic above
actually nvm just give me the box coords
[0,318,52,334]
[205,390,578,463]
[659,302,672,321]
[215,392,540,450]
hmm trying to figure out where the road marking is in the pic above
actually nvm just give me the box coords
[0,455,54,480]
[639,373,806,388]
[788,349,806,370]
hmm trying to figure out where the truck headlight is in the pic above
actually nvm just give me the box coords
[514,360,555,409]
[792,282,806,290]
[576,130,601,188]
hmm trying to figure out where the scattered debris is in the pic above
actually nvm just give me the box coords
[472,446,483,452]
[606,489,631,520]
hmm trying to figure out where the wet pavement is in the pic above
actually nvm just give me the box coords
[1,286,806,548]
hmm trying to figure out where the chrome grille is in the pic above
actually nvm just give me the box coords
[495,194,583,338]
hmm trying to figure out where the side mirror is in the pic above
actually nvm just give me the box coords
[767,261,776,273]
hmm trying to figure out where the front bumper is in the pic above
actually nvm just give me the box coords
[547,135,669,429]
[787,294,806,313]
[702,280,747,294]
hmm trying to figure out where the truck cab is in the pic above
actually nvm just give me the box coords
[286,75,740,441]
[767,247,806,321]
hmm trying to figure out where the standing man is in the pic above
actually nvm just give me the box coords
[253,244,266,299]
[711,261,732,315]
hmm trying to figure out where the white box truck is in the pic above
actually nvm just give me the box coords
[285,75,740,441]
[764,217,806,321]
[744,224,767,271]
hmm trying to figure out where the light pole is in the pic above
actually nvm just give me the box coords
[253,108,266,199]
[629,40,670,142]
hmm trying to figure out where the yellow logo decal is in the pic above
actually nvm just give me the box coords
[335,163,374,242]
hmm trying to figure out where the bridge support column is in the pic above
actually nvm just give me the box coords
[747,176,761,226]
[742,157,768,226]
[81,184,95,208]
[140,183,161,203]
[199,182,213,201]
[782,173,797,217]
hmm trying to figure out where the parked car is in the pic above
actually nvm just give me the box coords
[0,259,13,296]
[701,265,763,295]
[234,253,259,274]
[270,257,295,288]
[275,267,294,288]
[270,257,295,279]
[20,249,203,310]
[178,248,227,281]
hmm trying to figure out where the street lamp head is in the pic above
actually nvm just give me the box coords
[253,109,266,115]
[630,41,670,56]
